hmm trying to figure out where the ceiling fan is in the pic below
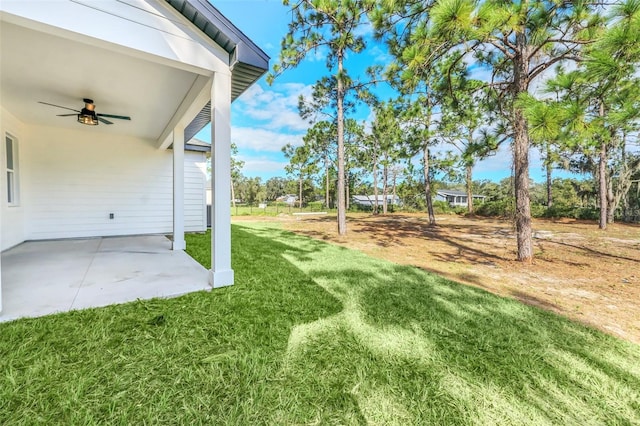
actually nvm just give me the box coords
[38,98,131,126]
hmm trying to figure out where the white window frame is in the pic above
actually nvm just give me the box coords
[5,133,19,206]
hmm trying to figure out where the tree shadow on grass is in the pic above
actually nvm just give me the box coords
[356,217,600,269]
[251,225,640,425]
[542,239,640,263]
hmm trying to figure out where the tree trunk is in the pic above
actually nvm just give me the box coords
[513,32,533,263]
[607,173,615,224]
[606,128,619,224]
[373,150,379,214]
[382,159,388,215]
[621,137,628,221]
[346,171,350,210]
[598,142,608,229]
[423,145,436,226]
[392,168,398,210]
[325,156,330,209]
[598,102,607,230]
[466,163,473,215]
[546,147,553,208]
[299,174,303,210]
[231,180,236,209]
[336,52,347,235]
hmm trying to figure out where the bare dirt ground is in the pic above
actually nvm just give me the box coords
[234,213,640,345]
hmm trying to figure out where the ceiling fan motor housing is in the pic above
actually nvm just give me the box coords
[80,108,97,118]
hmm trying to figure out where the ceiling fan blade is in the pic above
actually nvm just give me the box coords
[97,113,131,120]
[56,114,78,117]
[97,116,114,125]
[38,101,80,113]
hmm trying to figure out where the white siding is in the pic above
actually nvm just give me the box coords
[0,107,27,250]
[185,151,207,233]
[22,125,205,241]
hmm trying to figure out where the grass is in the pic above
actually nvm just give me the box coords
[1,224,639,424]
[231,203,334,217]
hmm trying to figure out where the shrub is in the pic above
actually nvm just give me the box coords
[574,207,599,220]
[476,200,514,217]
[350,203,371,212]
[541,204,573,219]
[530,203,546,218]
[307,201,324,211]
[539,204,599,221]
[432,200,453,214]
[452,206,468,215]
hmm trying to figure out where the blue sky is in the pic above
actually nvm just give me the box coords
[195,0,580,184]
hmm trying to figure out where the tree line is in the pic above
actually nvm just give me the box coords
[231,165,640,222]
[265,0,640,263]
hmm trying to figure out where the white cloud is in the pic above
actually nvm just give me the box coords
[472,144,513,174]
[368,45,392,64]
[240,158,289,176]
[353,21,373,38]
[301,46,329,63]
[234,83,314,131]
[232,126,304,152]
[468,65,493,83]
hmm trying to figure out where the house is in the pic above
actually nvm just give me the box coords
[352,194,402,208]
[435,190,487,207]
[0,0,268,314]
[276,194,298,205]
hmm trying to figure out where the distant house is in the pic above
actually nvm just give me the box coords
[435,190,487,207]
[352,194,402,208]
[276,194,298,205]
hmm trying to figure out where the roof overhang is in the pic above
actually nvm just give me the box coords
[167,0,270,141]
[0,0,268,144]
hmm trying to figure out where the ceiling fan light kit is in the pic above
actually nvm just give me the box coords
[38,98,131,126]
[78,114,98,125]
[78,112,99,126]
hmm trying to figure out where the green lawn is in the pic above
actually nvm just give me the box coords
[1,224,639,424]
[230,203,335,216]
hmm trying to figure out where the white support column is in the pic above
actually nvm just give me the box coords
[0,193,2,313]
[172,124,186,251]
[0,136,3,313]
[209,71,234,288]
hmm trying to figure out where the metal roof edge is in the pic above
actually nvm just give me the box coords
[165,0,270,140]
[437,190,487,197]
[167,0,269,70]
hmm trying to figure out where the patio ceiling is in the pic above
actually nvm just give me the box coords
[0,21,201,141]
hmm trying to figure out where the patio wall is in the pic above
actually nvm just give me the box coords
[0,115,207,250]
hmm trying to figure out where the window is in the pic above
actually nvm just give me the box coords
[5,134,18,205]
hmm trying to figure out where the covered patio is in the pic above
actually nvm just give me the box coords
[0,1,268,318]
[0,235,209,322]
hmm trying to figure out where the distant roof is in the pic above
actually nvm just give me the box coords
[170,137,209,152]
[437,190,486,198]
[166,0,270,141]
[185,137,210,152]
[353,195,399,201]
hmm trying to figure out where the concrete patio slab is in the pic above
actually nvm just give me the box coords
[0,235,210,322]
